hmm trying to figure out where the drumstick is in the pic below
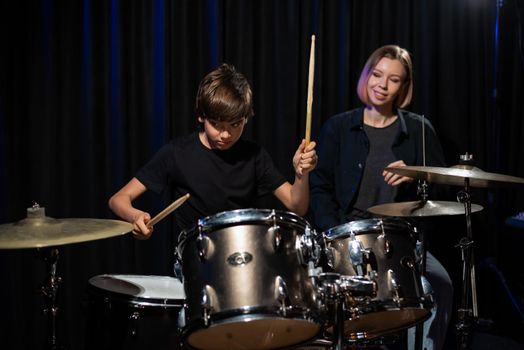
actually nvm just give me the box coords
[305,35,316,146]
[147,193,190,228]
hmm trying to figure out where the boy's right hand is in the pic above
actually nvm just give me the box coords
[131,211,153,239]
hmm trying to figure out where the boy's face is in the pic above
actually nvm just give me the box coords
[198,117,247,150]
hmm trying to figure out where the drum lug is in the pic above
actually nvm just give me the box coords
[173,249,184,283]
[378,220,392,256]
[296,226,319,265]
[128,311,140,337]
[348,234,367,276]
[269,225,282,251]
[326,247,335,269]
[201,285,215,326]
[387,269,401,302]
[378,233,392,256]
[415,240,424,265]
[197,234,209,261]
[274,276,288,316]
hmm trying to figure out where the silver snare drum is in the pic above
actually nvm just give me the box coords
[178,209,322,350]
[324,218,431,340]
[86,274,185,350]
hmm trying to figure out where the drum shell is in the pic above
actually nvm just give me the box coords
[324,218,429,338]
[178,209,322,350]
[85,274,185,350]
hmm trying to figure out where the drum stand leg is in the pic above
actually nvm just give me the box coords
[455,179,477,350]
[414,322,424,350]
[39,247,64,350]
[332,298,345,350]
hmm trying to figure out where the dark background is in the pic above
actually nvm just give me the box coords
[1,1,524,349]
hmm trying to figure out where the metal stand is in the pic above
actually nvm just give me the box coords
[315,273,346,350]
[455,178,477,350]
[39,248,63,350]
[333,297,345,350]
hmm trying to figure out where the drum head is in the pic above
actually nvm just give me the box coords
[186,317,320,350]
[324,217,413,241]
[179,209,310,244]
[88,274,185,307]
[339,308,430,340]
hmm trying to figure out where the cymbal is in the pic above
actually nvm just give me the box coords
[0,206,133,249]
[367,200,483,217]
[384,165,524,188]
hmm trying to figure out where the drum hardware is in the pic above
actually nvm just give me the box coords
[275,275,290,316]
[270,211,283,251]
[298,226,320,266]
[339,275,376,299]
[129,312,140,336]
[384,154,524,349]
[200,286,214,327]
[39,247,63,350]
[173,249,184,283]
[348,232,369,276]
[323,218,431,341]
[0,204,133,350]
[313,273,377,350]
[455,175,477,350]
[196,225,210,261]
[315,273,347,350]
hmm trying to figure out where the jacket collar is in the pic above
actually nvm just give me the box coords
[350,106,409,137]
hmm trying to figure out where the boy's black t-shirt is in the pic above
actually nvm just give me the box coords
[136,132,287,233]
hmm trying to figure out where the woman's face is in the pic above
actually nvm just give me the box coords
[366,57,407,110]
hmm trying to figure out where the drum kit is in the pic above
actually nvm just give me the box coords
[0,163,523,350]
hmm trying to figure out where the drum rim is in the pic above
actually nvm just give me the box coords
[88,274,185,307]
[181,310,322,348]
[183,305,324,326]
[323,217,414,240]
[178,208,313,247]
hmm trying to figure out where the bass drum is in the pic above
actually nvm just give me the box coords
[323,218,431,340]
[178,209,322,350]
[85,274,185,350]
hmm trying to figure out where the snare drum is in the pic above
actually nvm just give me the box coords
[324,218,431,340]
[85,274,185,350]
[178,209,322,350]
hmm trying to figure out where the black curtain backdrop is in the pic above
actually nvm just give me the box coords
[1,1,523,349]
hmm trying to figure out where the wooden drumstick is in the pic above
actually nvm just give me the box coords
[147,193,190,228]
[305,35,316,146]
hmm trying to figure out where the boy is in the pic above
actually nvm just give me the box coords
[109,63,317,239]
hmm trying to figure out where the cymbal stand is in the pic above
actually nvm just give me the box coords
[39,247,63,350]
[455,177,478,349]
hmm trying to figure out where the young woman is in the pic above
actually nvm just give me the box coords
[310,45,453,350]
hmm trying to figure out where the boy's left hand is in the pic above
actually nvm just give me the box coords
[293,139,317,177]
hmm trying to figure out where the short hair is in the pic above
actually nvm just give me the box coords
[356,45,414,108]
[195,63,254,123]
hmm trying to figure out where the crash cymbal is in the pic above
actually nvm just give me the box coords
[384,165,524,188]
[367,200,483,217]
[0,205,133,249]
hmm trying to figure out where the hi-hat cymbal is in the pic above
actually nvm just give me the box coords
[384,165,524,188]
[0,206,133,249]
[367,200,483,217]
